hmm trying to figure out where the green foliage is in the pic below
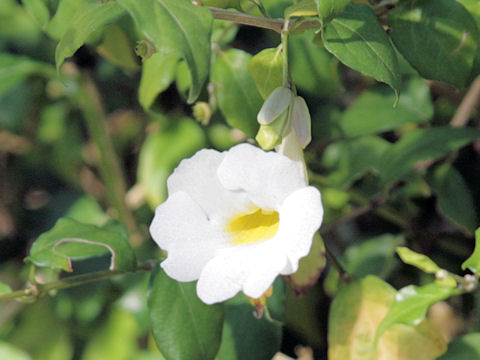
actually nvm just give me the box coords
[55,1,125,71]
[118,0,213,103]
[322,4,401,100]
[396,247,441,274]
[211,49,263,137]
[148,268,224,360]
[26,218,137,272]
[248,47,283,99]
[439,333,480,360]
[389,0,478,88]
[462,228,480,274]
[315,0,351,23]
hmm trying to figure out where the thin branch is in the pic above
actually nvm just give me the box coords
[0,261,156,302]
[451,75,480,127]
[206,6,321,34]
[324,236,351,282]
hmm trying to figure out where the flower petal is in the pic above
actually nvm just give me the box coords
[150,191,226,282]
[276,186,323,274]
[217,143,307,210]
[167,148,251,221]
[196,242,287,303]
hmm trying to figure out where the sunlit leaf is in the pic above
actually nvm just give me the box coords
[396,247,441,274]
[118,0,212,103]
[376,283,459,339]
[97,24,140,71]
[211,49,263,137]
[138,52,180,110]
[0,281,12,295]
[462,228,480,274]
[328,275,396,359]
[378,127,480,185]
[148,267,224,360]
[322,4,401,100]
[438,332,480,360]
[429,164,477,233]
[315,0,351,23]
[55,1,125,71]
[0,342,32,360]
[388,0,478,88]
[22,0,50,28]
[137,117,206,209]
[285,0,317,19]
[284,233,325,295]
[248,47,283,100]
[339,77,433,137]
[26,218,137,272]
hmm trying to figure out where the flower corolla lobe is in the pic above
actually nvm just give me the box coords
[150,143,323,304]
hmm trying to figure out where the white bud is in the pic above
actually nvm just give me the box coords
[291,96,311,149]
[257,87,293,125]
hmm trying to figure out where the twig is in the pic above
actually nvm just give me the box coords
[206,6,321,34]
[76,73,140,242]
[0,261,156,302]
[324,236,351,282]
[451,75,480,127]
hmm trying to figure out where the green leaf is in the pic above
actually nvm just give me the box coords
[0,281,12,295]
[211,49,263,137]
[26,218,137,272]
[22,0,50,28]
[46,0,99,40]
[315,0,351,23]
[0,54,55,100]
[438,333,480,360]
[457,0,480,28]
[248,47,283,99]
[396,247,440,274]
[148,267,224,360]
[462,228,480,273]
[339,77,433,137]
[322,4,401,99]
[429,164,477,233]
[97,24,140,71]
[137,117,206,208]
[285,0,317,19]
[378,127,480,185]
[201,0,240,8]
[118,0,213,103]
[55,1,125,71]
[388,0,478,88]
[326,136,391,188]
[217,279,284,360]
[0,342,32,360]
[82,308,140,360]
[290,31,342,97]
[139,53,180,110]
[376,283,459,339]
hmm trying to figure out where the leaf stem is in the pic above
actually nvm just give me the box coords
[76,73,140,242]
[206,6,320,34]
[323,236,350,282]
[0,261,156,302]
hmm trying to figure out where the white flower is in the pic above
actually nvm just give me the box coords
[149,143,323,304]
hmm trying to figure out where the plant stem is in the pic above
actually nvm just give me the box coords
[323,236,350,282]
[206,6,321,34]
[309,172,409,230]
[77,73,139,240]
[0,262,156,302]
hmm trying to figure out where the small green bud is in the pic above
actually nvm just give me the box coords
[255,111,289,150]
[135,39,156,60]
[193,102,212,125]
[257,87,293,125]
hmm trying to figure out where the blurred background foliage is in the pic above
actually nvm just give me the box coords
[1,0,480,359]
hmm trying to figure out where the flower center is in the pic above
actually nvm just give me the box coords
[226,208,279,245]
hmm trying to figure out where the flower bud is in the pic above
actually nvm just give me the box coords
[255,110,289,150]
[257,87,293,125]
[291,96,312,149]
[135,39,156,60]
[193,102,212,125]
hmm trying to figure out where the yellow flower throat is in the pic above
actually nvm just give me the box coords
[226,208,279,245]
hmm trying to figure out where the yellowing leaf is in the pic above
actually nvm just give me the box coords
[378,320,446,360]
[284,233,325,295]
